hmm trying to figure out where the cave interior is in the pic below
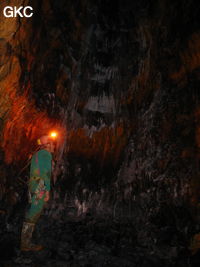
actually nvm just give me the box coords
[1,0,200,266]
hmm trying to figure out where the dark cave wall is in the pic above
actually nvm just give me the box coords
[44,0,200,226]
[0,1,200,264]
[38,0,200,205]
[0,0,200,227]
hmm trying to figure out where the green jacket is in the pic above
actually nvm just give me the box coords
[29,149,52,192]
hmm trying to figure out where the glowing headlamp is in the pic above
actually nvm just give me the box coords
[49,131,58,139]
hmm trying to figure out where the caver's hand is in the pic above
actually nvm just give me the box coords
[44,191,50,202]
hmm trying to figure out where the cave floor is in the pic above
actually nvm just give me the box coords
[0,211,199,267]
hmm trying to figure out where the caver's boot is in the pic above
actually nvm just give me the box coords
[20,222,43,251]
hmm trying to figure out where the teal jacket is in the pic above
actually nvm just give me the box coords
[30,149,52,192]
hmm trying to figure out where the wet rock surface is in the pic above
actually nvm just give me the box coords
[0,202,198,267]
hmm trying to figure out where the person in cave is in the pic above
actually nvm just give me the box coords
[20,135,55,251]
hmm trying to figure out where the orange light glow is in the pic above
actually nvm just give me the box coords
[50,131,58,139]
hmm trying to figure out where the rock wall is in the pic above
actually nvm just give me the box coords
[0,0,199,228]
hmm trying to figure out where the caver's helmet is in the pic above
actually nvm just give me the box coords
[37,135,51,146]
[37,132,58,153]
